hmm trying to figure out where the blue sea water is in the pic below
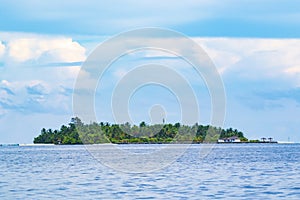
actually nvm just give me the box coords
[0,144,300,199]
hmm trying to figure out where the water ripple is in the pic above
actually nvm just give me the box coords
[0,144,300,199]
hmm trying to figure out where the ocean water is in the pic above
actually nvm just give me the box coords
[0,144,300,199]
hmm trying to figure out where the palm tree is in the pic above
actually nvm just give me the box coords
[268,137,273,142]
[261,137,266,142]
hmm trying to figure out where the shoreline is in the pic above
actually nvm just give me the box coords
[5,142,299,146]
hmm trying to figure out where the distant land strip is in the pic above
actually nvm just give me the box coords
[33,117,251,145]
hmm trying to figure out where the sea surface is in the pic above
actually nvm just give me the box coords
[1,143,300,199]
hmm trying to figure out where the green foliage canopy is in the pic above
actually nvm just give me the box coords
[33,117,247,144]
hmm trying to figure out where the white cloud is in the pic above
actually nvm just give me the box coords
[135,49,178,59]
[54,66,81,80]
[113,68,128,79]
[1,79,21,93]
[2,34,300,116]
[0,33,86,65]
[26,81,50,95]
[0,78,73,116]
[81,36,300,89]
[284,66,300,74]
[194,38,300,85]
[1,79,51,97]
[7,37,86,63]
[0,106,7,117]
[0,41,5,58]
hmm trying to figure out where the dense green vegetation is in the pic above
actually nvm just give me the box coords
[33,117,248,144]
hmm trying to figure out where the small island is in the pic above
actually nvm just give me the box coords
[33,117,251,144]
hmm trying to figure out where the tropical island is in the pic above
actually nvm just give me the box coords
[33,117,252,144]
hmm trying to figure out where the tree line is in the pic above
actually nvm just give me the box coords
[33,117,248,144]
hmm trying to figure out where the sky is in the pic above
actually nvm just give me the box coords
[0,0,300,143]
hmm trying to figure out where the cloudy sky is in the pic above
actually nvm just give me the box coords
[0,0,300,143]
